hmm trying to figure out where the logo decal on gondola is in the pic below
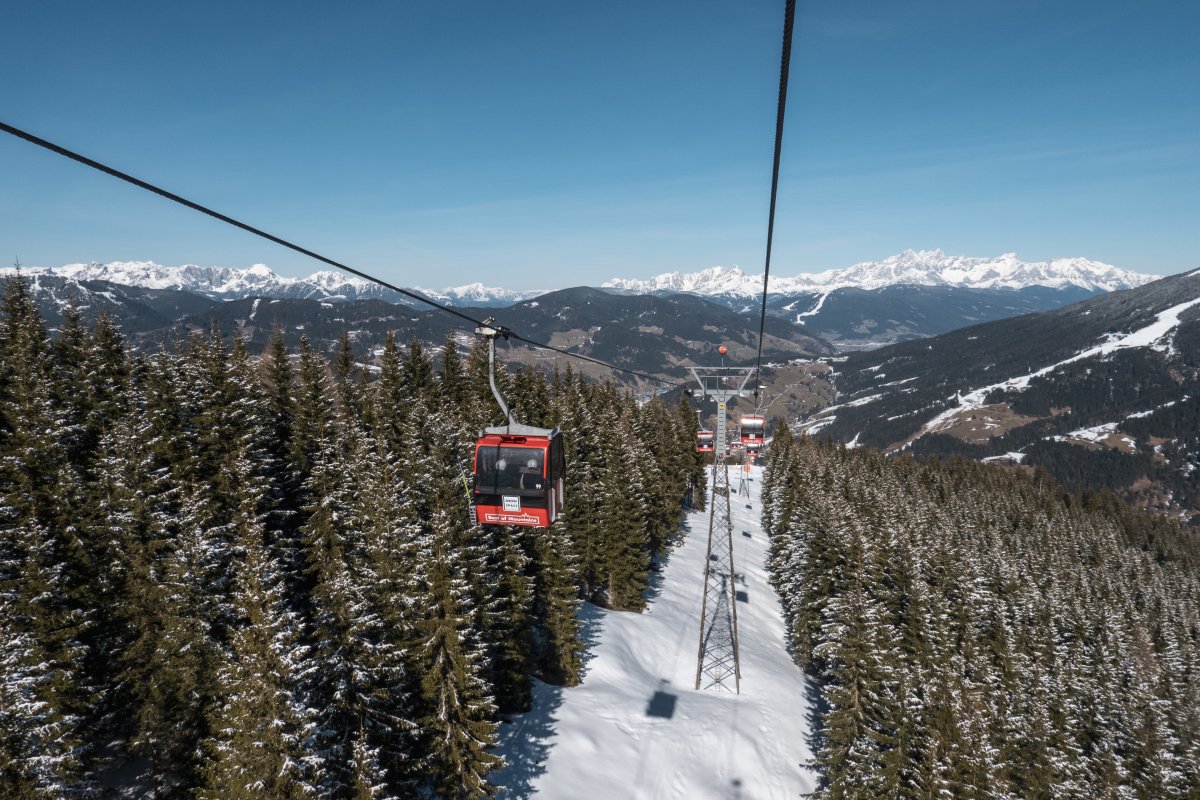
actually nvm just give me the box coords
[482,510,543,525]
[502,496,521,511]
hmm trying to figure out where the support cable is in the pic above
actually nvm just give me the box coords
[751,0,797,401]
[0,119,681,387]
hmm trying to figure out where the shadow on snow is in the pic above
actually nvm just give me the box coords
[492,679,564,799]
[492,601,606,797]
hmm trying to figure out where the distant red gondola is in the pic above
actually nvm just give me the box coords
[696,430,715,453]
[740,415,765,445]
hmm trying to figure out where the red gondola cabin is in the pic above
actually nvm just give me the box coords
[473,423,565,527]
[740,415,765,445]
[695,430,715,453]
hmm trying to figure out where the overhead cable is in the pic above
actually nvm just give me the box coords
[751,0,797,400]
[0,120,680,387]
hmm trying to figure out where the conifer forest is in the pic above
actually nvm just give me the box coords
[0,276,703,798]
[762,427,1200,799]
[5,266,1200,799]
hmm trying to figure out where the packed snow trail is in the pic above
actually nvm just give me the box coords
[493,464,817,799]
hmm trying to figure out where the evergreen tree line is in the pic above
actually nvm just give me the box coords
[0,276,702,799]
[760,427,1200,799]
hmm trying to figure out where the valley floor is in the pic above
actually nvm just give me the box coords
[493,464,818,799]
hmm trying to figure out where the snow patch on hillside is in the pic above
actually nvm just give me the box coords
[492,465,816,798]
[1127,400,1181,419]
[1052,422,1120,443]
[799,415,837,435]
[982,452,1027,464]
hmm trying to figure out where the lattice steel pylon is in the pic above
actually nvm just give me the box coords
[691,366,754,693]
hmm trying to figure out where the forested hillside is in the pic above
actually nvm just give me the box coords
[0,275,703,798]
[804,269,1200,519]
[15,274,831,384]
[762,429,1200,799]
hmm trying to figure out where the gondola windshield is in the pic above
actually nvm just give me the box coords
[476,444,546,494]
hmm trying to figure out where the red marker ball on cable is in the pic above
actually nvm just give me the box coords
[718,345,727,355]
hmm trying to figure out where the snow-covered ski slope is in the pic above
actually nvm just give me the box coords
[494,464,817,798]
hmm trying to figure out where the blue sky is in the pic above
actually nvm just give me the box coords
[2,0,1198,289]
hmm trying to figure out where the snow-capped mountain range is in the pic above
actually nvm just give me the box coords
[3,261,542,307]
[421,282,543,306]
[603,250,1157,296]
[5,250,1157,309]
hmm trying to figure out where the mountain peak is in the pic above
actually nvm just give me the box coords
[4,251,1163,311]
[3,261,540,307]
[602,263,748,294]
[605,251,1158,297]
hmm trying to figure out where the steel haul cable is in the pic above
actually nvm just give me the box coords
[0,119,678,387]
[751,0,797,402]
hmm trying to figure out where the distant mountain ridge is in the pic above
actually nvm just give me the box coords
[602,251,1159,347]
[767,283,1103,349]
[5,251,1163,350]
[603,250,1157,295]
[4,269,832,383]
[10,250,1156,308]
[5,260,542,307]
